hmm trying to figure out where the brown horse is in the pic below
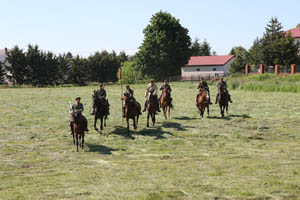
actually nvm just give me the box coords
[196,89,210,118]
[94,97,108,135]
[72,114,85,152]
[217,88,229,118]
[146,91,157,127]
[160,88,172,119]
[122,96,141,138]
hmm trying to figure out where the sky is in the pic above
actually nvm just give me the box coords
[1,0,299,57]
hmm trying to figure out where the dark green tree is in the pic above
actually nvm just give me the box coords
[5,46,28,85]
[229,46,249,73]
[248,17,299,68]
[69,55,89,85]
[199,39,211,56]
[118,51,128,64]
[137,11,192,80]
[57,52,73,84]
[0,62,5,84]
[191,37,201,56]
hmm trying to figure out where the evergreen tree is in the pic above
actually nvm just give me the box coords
[191,37,201,56]
[137,11,191,80]
[0,62,5,84]
[229,46,249,73]
[199,39,211,56]
[5,46,28,85]
[69,55,89,85]
[57,52,73,84]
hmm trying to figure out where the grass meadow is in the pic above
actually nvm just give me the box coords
[1,81,300,199]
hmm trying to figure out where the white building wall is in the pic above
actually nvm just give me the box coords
[181,57,235,77]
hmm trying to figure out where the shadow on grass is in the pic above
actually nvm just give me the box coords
[110,126,174,140]
[86,143,120,155]
[158,121,194,131]
[173,116,197,121]
[208,114,251,120]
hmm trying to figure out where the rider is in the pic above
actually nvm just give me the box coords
[142,79,161,113]
[91,83,110,115]
[70,97,89,135]
[215,78,233,104]
[197,77,212,104]
[123,85,141,117]
[159,79,173,107]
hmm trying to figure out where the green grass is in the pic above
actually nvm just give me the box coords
[1,82,300,199]
[228,73,300,93]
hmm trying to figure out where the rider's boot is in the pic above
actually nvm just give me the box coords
[70,122,74,135]
[142,101,147,112]
[90,107,95,115]
[229,95,233,103]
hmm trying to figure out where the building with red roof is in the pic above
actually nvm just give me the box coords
[181,55,235,78]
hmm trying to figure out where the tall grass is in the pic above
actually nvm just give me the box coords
[227,73,300,92]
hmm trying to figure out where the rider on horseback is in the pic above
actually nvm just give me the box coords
[122,85,142,117]
[197,77,212,104]
[215,78,233,104]
[159,79,173,107]
[142,79,161,113]
[91,83,110,115]
[70,97,89,135]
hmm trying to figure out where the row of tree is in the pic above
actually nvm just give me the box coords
[229,17,300,73]
[1,12,299,85]
[1,45,127,85]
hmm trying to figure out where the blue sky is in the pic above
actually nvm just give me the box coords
[1,0,299,56]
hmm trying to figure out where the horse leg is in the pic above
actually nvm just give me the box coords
[152,113,155,127]
[207,105,209,117]
[100,117,103,135]
[104,115,107,127]
[76,133,79,152]
[94,117,98,131]
[226,104,229,116]
[163,106,167,120]
[133,117,137,130]
[82,132,84,149]
[147,112,149,127]
[168,106,170,118]
[127,117,130,136]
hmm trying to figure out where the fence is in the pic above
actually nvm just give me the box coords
[245,64,299,76]
[169,72,228,82]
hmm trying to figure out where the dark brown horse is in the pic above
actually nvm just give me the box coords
[94,97,108,135]
[160,88,172,119]
[122,96,141,137]
[196,89,210,118]
[72,113,85,152]
[146,91,157,127]
[217,88,229,118]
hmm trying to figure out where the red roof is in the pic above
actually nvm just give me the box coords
[186,55,235,66]
[285,28,300,38]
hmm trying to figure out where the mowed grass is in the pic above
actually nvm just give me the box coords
[1,82,300,200]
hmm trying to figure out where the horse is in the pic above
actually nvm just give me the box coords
[160,88,172,119]
[122,96,141,138]
[146,91,157,127]
[196,89,210,118]
[94,97,108,135]
[217,87,229,118]
[72,113,85,152]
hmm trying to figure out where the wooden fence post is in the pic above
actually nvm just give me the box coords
[275,65,279,75]
[245,64,249,75]
[291,64,296,75]
[259,64,264,74]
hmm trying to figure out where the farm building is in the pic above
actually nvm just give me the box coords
[285,26,300,43]
[181,55,235,78]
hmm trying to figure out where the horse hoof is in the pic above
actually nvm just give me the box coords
[95,128,99,131]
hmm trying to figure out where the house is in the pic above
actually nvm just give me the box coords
[181,55,235,78]
[285,26,300,43]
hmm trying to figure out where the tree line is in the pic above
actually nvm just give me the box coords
[1,45,126,86]
[229,17,300,73]
[1,12,299,85]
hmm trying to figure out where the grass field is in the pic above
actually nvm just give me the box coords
[1,81,300,200]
